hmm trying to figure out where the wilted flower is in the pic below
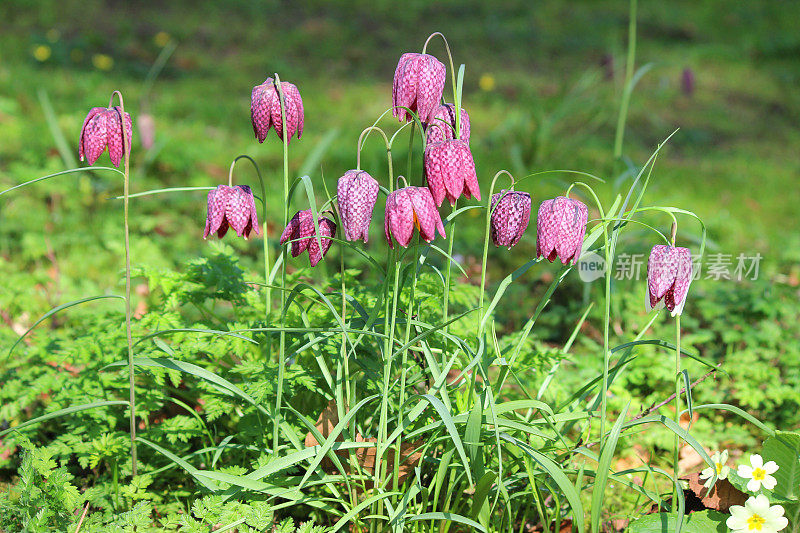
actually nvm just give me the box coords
[426,104,470,144]
[337,170,379,242]
[646,245,693,316]
[203,185,261,240]
[699,449,730,489]
[279,209,336,266]
[251,77,304,143]
[392,52,446,123]
[490,190,531,249]
[423,140,480,207]
[384,186,445,249]
[79,106,133,167]
[727,495,787,533]
[738,454,779,493]
[536,196,588,265]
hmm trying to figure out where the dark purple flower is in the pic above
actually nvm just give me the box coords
[426,104,470,144]
[337,170,379,242]
[536,196,588,265]
[279,209,336,266]
[251,77,304,143]
[392,53,446,123]
[647,245,693,316]
[681,67,695,96]
[490,190,531,249]
[424,139,480,207]
[384,186,445,249]
[203,185,261,240]
[79,106,133,167]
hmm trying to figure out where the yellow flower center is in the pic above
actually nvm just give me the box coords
[716,463,723,474]
[747,513,765,530]
[752,467,766,481]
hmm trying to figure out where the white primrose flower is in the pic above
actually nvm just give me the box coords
[699,449,730,488]
[738,454,779,492]
[727,494,788,533]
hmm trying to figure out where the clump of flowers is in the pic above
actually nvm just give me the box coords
[536,196,588,265]
[79,106,133,167]
[251,77,305,143]
[203,185,261,240]
[727,495,788,533]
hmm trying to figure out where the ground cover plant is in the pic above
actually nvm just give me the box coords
[2,2,800,532]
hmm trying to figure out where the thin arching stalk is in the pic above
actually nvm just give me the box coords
[109,90,137,476]
[273,73,290,452]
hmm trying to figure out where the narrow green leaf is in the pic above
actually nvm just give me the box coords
[0,400,129,438]
[591,403,629,533]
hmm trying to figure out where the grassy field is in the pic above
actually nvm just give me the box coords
[1,1,800,529]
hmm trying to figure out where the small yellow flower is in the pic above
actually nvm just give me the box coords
[32,45,52,62]
[479,74,495,92]
[154,31,171,48]
[92,54,114,71]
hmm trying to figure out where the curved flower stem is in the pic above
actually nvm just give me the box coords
[109,90,137,476]
[273,73,290,452]
[422,32,459,133]
[478,170,516,336]
[227,155,271,314]
[356,126,394,182]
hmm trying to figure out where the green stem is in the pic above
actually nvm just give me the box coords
[273,73,290,452]
[673,316,682,511]
[442,200,457,331]
[110,90,137,477]
[613,0,638,159]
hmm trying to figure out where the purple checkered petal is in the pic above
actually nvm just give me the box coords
[271,81,304,143]
[536,196,588,265]
[280,209,316,257]
[204,186,232,239]
[307,216,336,267]
[491,190,532,248]
[251,79,276,143]
[408,186,446,243]
[385,188,415,249]
[106,106,133,168]
[426,104,471,144]
[337,170,379,242]
[79,107,108,165]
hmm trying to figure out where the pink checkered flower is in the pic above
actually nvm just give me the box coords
[280,209,336,266]
[491,190,531,249]
[251,77,304,143]
[424,139,480,207]
[337,170,379,242]
[79,106,133,167]
[203,185,261,240]
[392,52,446,123]
[647,245,693,316]
[426,104,470,144]
[536,196,588,265]
[384,186,445,249]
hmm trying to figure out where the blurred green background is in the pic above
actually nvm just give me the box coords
[1,0,799,440]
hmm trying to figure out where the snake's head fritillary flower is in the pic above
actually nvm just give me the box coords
[646,245,693,316]
[384,186,446,249]
[699,449,730,489]
[203,185,261,240]
[423,140,480,207]
[426,104,470,144]
[337,170,379,243]
[490,190,531,249]
[280,210,336,267]
[392,52,446,123]
[727,495,787,533]
[251,77,304,143]
[536,196,588,265]
[79,106,133,167]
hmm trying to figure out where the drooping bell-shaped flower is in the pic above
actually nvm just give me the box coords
[536,196,588,265]
[384,186,445,249]
[203,185,261,240]
[490,190,531,249]
[646,245,693,316]
[426,104,470,144]
[251,77,304,143]
[279,209,336,266]
[392,53,446,123]
[79,106,133,167]
[337,170,379,242]
[424,139,480,207]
